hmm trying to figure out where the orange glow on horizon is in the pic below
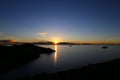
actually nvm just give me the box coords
[51,37,61,44]
[54,40,58,44]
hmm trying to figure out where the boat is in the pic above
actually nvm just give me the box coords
[102,46,108,49]
[69,44,72,47]
[69,42,72,47]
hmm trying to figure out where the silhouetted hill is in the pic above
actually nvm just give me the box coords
[0,43,55,74]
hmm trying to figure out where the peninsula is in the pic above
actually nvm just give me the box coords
[0,43,55,74]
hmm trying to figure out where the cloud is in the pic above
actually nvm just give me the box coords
[38,32,48,36]
[38,32,48,35]
[0,40,18,44]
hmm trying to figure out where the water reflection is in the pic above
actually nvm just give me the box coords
[54,45,58,64]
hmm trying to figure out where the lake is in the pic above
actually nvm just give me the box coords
[0,45,120,80]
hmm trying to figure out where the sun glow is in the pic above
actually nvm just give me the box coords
[51,37,61,44]
[54,41,58,44]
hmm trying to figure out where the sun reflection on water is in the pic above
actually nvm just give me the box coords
[54,45,58,64]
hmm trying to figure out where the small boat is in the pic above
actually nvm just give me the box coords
[102,46,108,49]
[69,42,72,47]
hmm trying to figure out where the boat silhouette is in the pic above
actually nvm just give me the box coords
[69,42,72,47]
[102,46,108,49]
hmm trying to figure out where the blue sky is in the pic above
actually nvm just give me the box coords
[0,0,120,43]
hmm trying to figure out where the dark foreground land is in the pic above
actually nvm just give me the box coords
[21,59,120,80]
[0,43,55,74]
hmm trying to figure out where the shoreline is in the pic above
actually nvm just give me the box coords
[20,58,120,80]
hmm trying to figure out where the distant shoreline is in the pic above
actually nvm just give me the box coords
[1,43,120,46]
[0,40,120,45]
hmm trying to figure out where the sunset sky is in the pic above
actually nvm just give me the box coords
[0,0,120,43]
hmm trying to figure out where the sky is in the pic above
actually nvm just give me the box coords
[0,0,120,43]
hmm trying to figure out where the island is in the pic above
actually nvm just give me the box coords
[0,43,55,74]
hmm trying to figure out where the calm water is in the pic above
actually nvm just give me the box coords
[0,45,120,80]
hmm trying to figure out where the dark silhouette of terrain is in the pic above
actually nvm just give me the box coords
[0,43,55,74]
[21,59,120,80]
